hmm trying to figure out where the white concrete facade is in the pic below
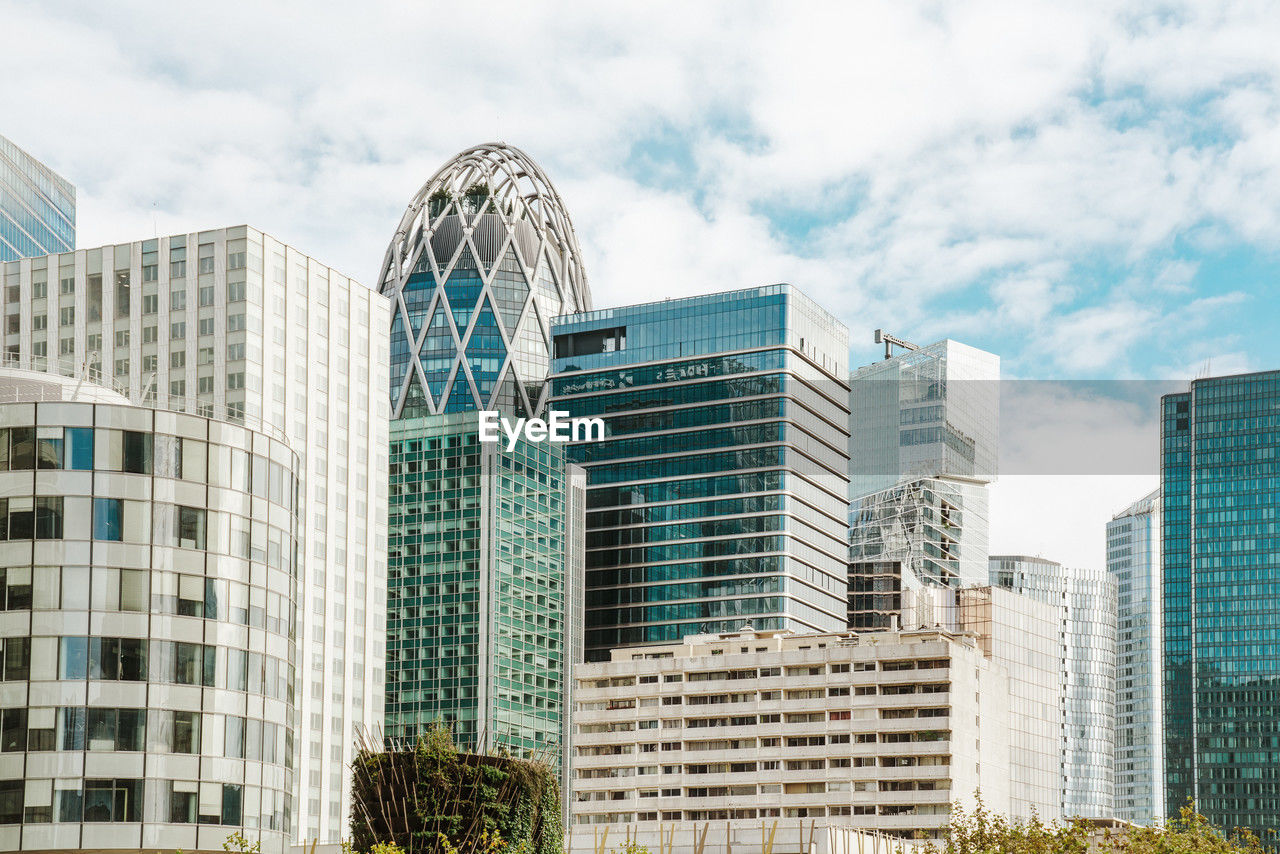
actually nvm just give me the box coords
[570,628,1012,840]
[1,227,390,843]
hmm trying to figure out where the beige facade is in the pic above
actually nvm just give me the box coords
[570,628,1012,839]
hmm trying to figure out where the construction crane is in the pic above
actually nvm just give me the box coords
[874,329,919,360]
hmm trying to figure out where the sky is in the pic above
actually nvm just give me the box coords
[2,0,1278,569]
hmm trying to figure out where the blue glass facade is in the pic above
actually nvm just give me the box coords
[0,134,74,262]
[1162,371,1280,832]
[550,285,850,659]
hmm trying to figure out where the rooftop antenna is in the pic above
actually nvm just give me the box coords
[875,329,919,360]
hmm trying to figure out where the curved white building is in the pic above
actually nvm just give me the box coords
[378,142,591,417]
[0,366,298,853]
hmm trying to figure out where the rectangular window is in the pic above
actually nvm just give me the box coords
[228,280,246,301]
[59,637,87,680]
[0,780,20,824]
[199,317,215,336]
[177,506,206,549]
[171,290,186,311]
[143,325,158,343]
[60,306,74,327]
[93,498,123,541]
[89,638,147,681]
[33,315,46,331]
[87,273,103,320]
[170,350,185,369]
[198,244,215,274]
[227,313,246,332]
[0,708,26,752]
[227,342,245,361]
[171,321,186,339]
[0,638,30,681]
[199,286,214,306]
[115,330,129,348]
[142,294,158,315]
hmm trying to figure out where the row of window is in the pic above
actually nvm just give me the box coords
[0,566,293,636]
[0,428,296,509]
[0,637,293,702]
[0,707,290,764]
[0,778,260,827]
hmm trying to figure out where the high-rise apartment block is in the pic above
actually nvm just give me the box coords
[377,145,588,795]
[0,366,298,853]
[570,627,1012,840]
[847,339,998,631]
[1162,371,1280,834]
[0,227,390,844]
[0,134,74,262]
[550,285,851,659]
[1107,490,1163,825]
[991,555,1117,819]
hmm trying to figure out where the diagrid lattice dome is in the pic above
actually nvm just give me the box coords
[379,143,591,418]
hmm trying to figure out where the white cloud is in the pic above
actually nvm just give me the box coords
[2,0,1277,368]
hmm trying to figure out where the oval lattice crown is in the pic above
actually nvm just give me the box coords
[379,143,591,418]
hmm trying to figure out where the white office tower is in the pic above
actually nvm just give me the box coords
[991,555,1118,820]
[570,628,1014,841]
[1106,491,1163,825]
[956,586,1065,822]
[848,340,998,631]
[0,228,390,844]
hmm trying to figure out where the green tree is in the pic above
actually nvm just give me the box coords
[905,800,1270,854]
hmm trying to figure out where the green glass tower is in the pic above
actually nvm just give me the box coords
[1162,370,1280,833]
[385,413,582,763]
[379,145,589,787]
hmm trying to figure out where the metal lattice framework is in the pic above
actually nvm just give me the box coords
[379,143,591,418]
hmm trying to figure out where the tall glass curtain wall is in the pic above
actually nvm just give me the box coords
[1162,372,1280,834]
[551,286,850,659]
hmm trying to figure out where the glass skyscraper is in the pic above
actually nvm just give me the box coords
[1162,371,1280,833]
[848,338,998,499]
[847,339,998,630]
[549,285,851,659]
[1107,489,1164,824]
[378,145,587,788]
[384,413,582,768]
[992,555,1118,819]
[0,133,74,262]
